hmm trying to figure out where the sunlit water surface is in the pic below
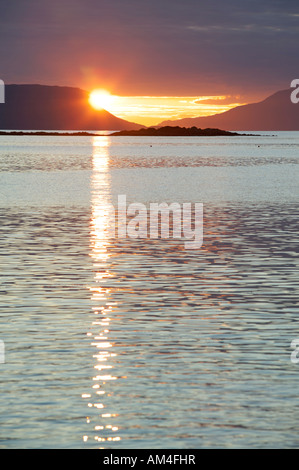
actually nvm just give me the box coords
[0,132,299,448]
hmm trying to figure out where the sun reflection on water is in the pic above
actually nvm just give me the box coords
[83,136,121,446]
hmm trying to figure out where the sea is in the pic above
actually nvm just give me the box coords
[0,131,298,448]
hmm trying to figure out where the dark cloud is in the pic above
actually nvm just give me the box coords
[0,0,298,98]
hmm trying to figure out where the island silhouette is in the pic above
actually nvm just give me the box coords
[0,127,255,137]
[110,126,254,136]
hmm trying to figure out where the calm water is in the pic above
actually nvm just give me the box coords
[0,132,299,448]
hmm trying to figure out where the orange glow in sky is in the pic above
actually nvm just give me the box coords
[88,89,244,126]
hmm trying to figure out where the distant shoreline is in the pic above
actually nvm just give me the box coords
[0,127,259,137]
[0,131,99,136]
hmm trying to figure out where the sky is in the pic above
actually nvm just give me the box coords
[0,0,298,125]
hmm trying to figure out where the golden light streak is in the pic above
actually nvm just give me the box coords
[83,136,121,446]
[88,93,245,126]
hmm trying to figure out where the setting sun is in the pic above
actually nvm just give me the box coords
[89,90,115,111]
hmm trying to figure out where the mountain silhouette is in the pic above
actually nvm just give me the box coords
[0,84,142,130]
[158,89,299,130]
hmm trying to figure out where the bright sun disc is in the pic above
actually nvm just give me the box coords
[89,90,114,111]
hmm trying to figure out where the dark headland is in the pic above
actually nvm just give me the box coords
[158,89,298,131]
[111,126,257,136]
[0,84,142,131]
